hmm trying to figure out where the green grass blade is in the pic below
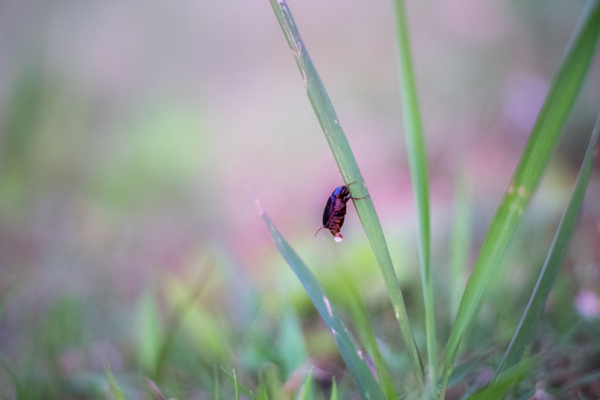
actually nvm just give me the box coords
[214,363,221,400]
[154,266,211,381]
[104,361,126,400]
[221,368,256,400]
[466,361,529,400]
[495,110,600,377]
[440,2,600,398]
[257,372,269,400]
[297,371,314,400]
[330,377,338,400]
[279,304,309,378]
[259,207,385,400]
[391,0,436,394]
[269,0,424,386]
[234,369,240,400]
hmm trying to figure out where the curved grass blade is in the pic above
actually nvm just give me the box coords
[495,110,600,377]
[259,206,385,400]
[440,2,600,398]
[391,0,436,394]
[269,0,424,386]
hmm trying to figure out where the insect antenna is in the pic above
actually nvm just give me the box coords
[315,226,327,237]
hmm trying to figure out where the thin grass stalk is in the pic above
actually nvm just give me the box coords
[269,0,424,385]
[439,2,600,398]
[495,110,600,378]
[391,0,436,395]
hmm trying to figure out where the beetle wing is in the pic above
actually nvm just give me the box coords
[322,196,334,226]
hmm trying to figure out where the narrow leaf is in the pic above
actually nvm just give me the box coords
[260,207,385,400]
[221,368,256,400]
[440,1,600,397]
[392,0,436,393]
[269,0,423,385]
[104,361,126,400]
[496,110,600,377]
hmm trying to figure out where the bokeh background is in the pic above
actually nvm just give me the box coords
[1,0,599,397]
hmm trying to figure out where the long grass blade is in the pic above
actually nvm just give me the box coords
[495,110,600,377]
[439,2,600,398]
[269,0,424,385]
[259,205,385,400]
[330,377,338,400]
[391,0,436,394]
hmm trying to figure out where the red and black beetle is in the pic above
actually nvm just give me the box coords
[315,183,368,242]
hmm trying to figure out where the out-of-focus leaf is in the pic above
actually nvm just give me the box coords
[164,277,229,363]
[221,368,256,400]
[336,271,397,399]
[330,377,338,400]
[297,372,313,400]
[279,304,308,378]
[104,361,126,400]
[465,362,529,400]
[137,284,162,375]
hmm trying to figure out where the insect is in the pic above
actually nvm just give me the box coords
[315,183,368,242]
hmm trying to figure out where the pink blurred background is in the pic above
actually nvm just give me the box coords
[1,0,599,330]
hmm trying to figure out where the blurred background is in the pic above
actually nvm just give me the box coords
[0,0,599,397]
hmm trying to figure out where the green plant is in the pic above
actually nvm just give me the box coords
[265,0,600,399]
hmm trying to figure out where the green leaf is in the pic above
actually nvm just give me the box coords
[450,170,471,322]
[297,371,313,400]
[234,369,240,400]
[440,2,600,398]
[221,368,256,400]
[465,361,528,400]
[269,0,423,386]
[137,283,162,375]
[257,372,270,400]
[392,0,436,393]
[279,304,308,378]
[104,361,126,400]
[214,363,221,400]
[496,111,600,377]
[330,377,338,400]
[260,208,385,400]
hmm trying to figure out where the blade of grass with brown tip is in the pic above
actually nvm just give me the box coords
[439,2,600,398]
[495,110,600,377]
[269,0,424,386]
[260,208,385,400]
